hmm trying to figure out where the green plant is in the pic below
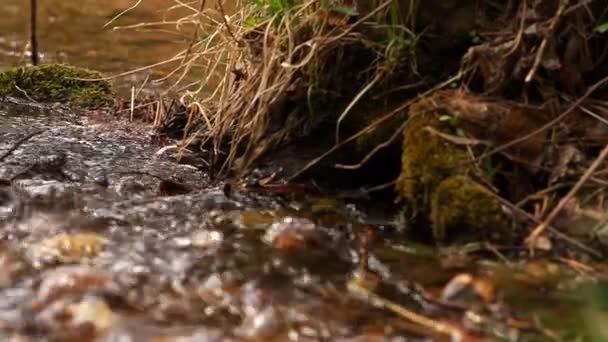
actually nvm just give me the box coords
[595,21,608,33]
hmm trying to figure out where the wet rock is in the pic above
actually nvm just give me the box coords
[173,230,224,249]
[12,180,75,202]
[100,322,229,342]
[236,305,283,339]
[35,232,107,264]
[34,297,97,341]
[0,188,20,221]
[72,295,116,334]
[441,273,495,308]
[235,210,277,230]
[235,281,284,339]
[263,216,324,251]
[0,244,30,287]
[0,64,114,107]
[111,176,157,199]
[34,265,114,308]
[91,170,109,187]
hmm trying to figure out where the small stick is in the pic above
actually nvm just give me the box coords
[29,0,39,65]
[0,130,44,163]
[217,0,243,47]
[130,86,135,122]
[103,0,143,28]
[473,73,608,163]
[486,186,602,258]
[526,142,608,250]
[524,0,569,83]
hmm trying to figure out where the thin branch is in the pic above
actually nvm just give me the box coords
[29,0,38,65]
[104,0,143,28]
[474,73,608,162]
[288,73,462,181]
[524,0,569,83]
[0,130,44,163]
[526,142,608,250]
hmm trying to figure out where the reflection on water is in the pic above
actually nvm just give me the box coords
[0,0,191,81]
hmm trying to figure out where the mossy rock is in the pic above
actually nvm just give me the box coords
[0,64,114,107]
[430,175,511,242]
[396,98,512,242]
[397,102,470,212]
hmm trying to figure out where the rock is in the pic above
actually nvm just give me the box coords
[35,265,114,308]
[397,97,512,242]
[263,217,323,251]
[431,176,511,242]
[0,64,114,107]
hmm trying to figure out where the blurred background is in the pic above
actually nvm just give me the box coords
[0,0,189,78]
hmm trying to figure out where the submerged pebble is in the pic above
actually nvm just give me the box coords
[236,305,283,339]
[35,265,114,307]
[36,233,107,264]
[263,216,323,251]
[0,244,29,287]
[72,295,116,333]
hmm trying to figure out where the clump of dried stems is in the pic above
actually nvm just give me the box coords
[111,0,414,175]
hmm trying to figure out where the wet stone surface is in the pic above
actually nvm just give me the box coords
[0,102,404,341]
[1,101,604,341]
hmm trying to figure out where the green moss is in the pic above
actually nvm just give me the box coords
[395,98,511,242]
[0,64,114,107]
[430,175,510,242]
[397,102,469,211]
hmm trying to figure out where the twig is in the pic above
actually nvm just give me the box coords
[29,0,38,65]
[335,70,384,143]
[104,0,143,28]
[348,278,463,340]
[179,0,207,68]
[14,85,39,104]
[335,117,409,170]
[217,0,243,47]
[68,55,185,81]
[288,73,462,181]
[474,73,608,162]
[130,86,135,122]
[486,185,602,258]
[526,142,608,250]
[0,130,44,163]
[524,0,569,83]
[335,180,396,199]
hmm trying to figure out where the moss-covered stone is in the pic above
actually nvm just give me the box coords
[0,64,114,107]
[396,97,511,242]
[397,101,469,212]
[430,175,510,242]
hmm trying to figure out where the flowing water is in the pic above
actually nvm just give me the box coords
[0,0,188,71]
[0,1,607,341]
[0,0,195,93]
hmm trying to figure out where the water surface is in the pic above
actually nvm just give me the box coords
[0,0,193,86]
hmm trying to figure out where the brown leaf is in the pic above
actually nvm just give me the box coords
[548,144,583,184]
[442,90,550,171]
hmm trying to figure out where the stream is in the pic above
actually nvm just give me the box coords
[1,1,607,341]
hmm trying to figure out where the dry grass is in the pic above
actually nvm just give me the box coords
[102,0,420,176]
[119,0,416,175]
